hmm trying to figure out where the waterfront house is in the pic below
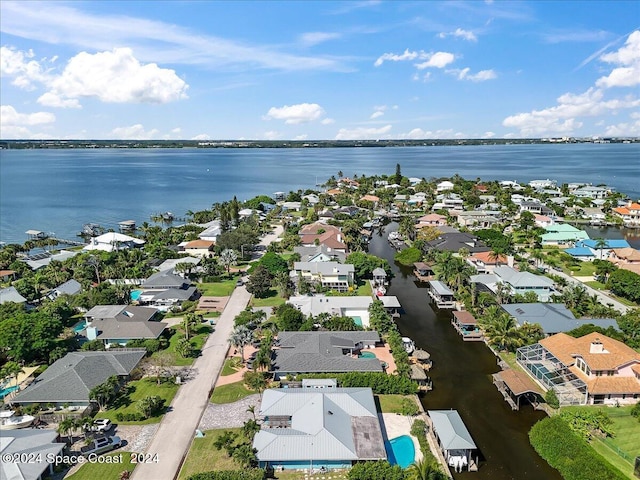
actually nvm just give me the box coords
[253,385,387,471]
[501,303,619,335]
[427,410,478,473]
[424,231,490,254]
[11,349,146,408]
[24,249,80,270]
[292,261,355,292]
[0,286,27,305]
[428,280,456,309]
[83,305,167,347]
[46,278,82,300]
[83,232,145,252]
[0,429,65,480]
[573,185,612,200]
[466,251,509,274]
[529,179,557,190]
[499,180,522,190]
[138,269,199,310]
[197,220,223,242]
[541,224,589,246]
[581,207,606,223]
[609,248,640,275]
[294,244,347,263]
[475,266,556,302]
[436,180,455,192]
[517,333,640,405]
[287,294,401,328]
[299,222,348,252]
[182,239,215,257]
[566,239,631,261]
[271,331,382,380]
[612,201,640,226]
[416,213,447,228]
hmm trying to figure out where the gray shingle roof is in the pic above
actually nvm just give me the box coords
[0,429,65,480]
[85,305,158,322]
[294,262,354,276]
[501,303,619,334]
[142,270,190,288]
[0,286,27,304]
[273,332,382,374]
[12,350,145,404]
[53,279,82,296]
[253,387,386,462]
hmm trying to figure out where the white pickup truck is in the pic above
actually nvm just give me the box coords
[80,435,122,456]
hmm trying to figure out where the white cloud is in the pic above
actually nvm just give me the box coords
[46,48,188,106]
[0,105,56,139]
[374,49,420,66]
[192,133,210,141]
[396,128,466,139]
[604,119,640,137]
[438,28,477,42]
[294,134,308,140]
[447,67,497,81]
[482,131,496,138]
[110,124,159,140]
[263,130,282,140]
[415,52,456,69]
[264,103,326,124]
[335,124,392,140]
[321,118,335,125]
[299,32,341,46]
[1,2,346,72]
[0,46,49,89]
[596,30,640,88]
[37,92,81,109]
[370,111,384,119]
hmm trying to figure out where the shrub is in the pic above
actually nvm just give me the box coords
[187,470,264,480]
[544,389,560,409]
[115,412,145,422]
[529,416,626,480]
[394,247,422,266]
[298,372,418,395]
[348,460,405,480]
[630,400,640,421]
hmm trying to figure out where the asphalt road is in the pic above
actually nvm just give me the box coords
[131,224,283,480]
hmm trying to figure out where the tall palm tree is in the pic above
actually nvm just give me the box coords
[57,418,75,444]
[183,313,199,341]
[230,325,252,362]
[594,238,608,260]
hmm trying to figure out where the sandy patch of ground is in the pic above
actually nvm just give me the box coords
[380,412,423,463]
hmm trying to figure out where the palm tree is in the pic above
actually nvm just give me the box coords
[3,361,24,389]
[183,313,199,341]
[219,248,238,275]
[86,255,101,284]
[485,313,521,352]
[230,325,252,362]
[246,405,256,421]
[57,418,75,444]
[407,459,447,480]
[594,238,608,260]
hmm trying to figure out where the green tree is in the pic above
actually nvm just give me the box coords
[212,430,239,457]
[176,338,194,358]
[257,252,288,276]
[348,460,406,480]
[394,163,402,185]
[57,418,75,444]
[245,265,272,298]
[219,249,238,275]
[137,395,165,419]
[407,459,447,480]
[230,325,253,362]
[274,303,305,331]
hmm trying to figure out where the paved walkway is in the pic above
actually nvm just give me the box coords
[132,223,283,480]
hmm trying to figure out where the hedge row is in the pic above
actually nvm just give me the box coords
[529,416,627,480]
[187,469,264,480]
[297,372,418,395]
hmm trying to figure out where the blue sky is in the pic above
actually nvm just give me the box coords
[1,0,639,140]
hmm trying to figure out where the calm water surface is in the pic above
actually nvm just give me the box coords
[369,225,562,480]
[1,144,639,244]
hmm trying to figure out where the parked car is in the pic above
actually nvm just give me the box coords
[87,418,112,433]
[235,279,244,287]
[80,435,121,456]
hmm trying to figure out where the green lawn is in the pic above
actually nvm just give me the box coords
[95,378,179,425]
[251,290,286,307]
[210,381,254,404]
[221,358,240,376]
[563,405,639,479]
[565,262,598,276]
[585,280,606,290]
[66,453,135,480]
[376,394,418,414]
[355,281,372,296]
[198,279,237,296]
[178,428,242,479]
[152,324,212,366]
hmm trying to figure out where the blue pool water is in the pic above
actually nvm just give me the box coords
[0,385,19,399]
[130,289,142,301]
[73,320,87,333]
[359,352,377,359]
[352,316,363,327]
[385,435,415,469]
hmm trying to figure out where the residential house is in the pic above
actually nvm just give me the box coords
[271,331,383,379]
[517,333,640,405]
[581,207,606,224]
[457,211,501,230]
[46,278,82,300]
[0,286,27,305]
[24,250,80,271]
[83,232,145,252]
[519,201,554,216]
[541,224,590,246]
[12,349,146,408]
[501,303,619,335]
[433,193,464,211]
[360,194,379,205]
[416,213,447,228]
[424,231,490,254]
[436,180,455,192]
[529,179,557,190]
[534,214,554,228]
[466,251,509,274]
[281,201,302,212]
[83,305,167,347]
[299,222,348,252]
[471,266,556,302]
[138,270,198,311]
[573,185,612,200]
[287,294,401,328]
[0,429,65,480]
[253,385,387,470]
[182,239,215,258]
[293,245,347,263]
[609,247,640,275]
[302,194,320,205]
[197,220,222,242]
[566,239,630,261]
[157,256,201,273]
[292,262,355,292]
[499,180,522,190]
[613,201,640,226]
[0,269,16,282]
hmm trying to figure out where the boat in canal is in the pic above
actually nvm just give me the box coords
[0,410,35,430]
[402,337,415,354]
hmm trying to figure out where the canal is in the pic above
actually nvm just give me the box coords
[368,224,562,480]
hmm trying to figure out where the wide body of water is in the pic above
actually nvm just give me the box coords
[1,143,639,244]
[369,226,562,480]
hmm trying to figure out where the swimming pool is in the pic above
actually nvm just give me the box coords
[0,385,19,399]
[385,435,415,469]
[359,352,377,359]
[352,316,363,327]
[72,320,87,333]
[130,289,142,301]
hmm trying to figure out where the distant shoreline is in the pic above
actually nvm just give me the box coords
[1,137,638,150]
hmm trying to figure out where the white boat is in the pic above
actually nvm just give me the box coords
[402,337,415,355]
[375,286,387,297]
[388,231,400,241]
[0,410,35,430]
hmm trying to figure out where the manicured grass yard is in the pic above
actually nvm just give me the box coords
[198,279,237,296]
[585,280,606,290]
[563,405,639,479]
[355,280,372,296]
[221,358,240,376]
[565,261,598,276]
[159,324,211,366]
[251,289,286,307]
[95,378,179,425]
[66,453,135,480]
[210,380,254,404]
[376,394,418,414]
[178,428,241,479]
